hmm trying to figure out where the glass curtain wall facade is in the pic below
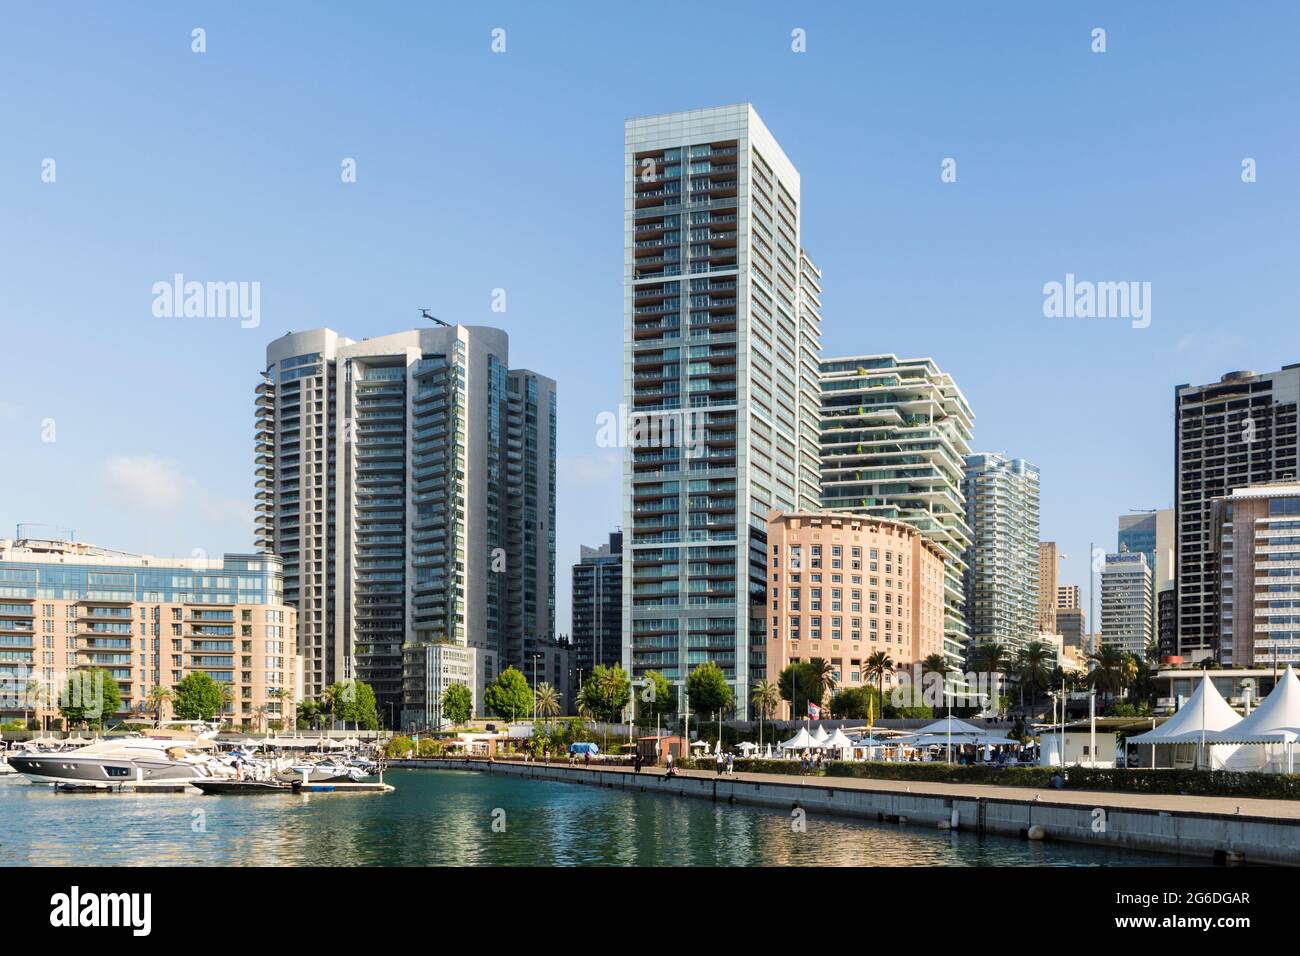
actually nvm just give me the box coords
[259,326,554,723]
[622,105,822,717]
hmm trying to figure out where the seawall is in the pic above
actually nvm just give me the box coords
[395,758,1300,866]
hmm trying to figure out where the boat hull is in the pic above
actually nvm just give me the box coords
[8,754,206,786]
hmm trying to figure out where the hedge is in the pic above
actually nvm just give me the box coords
[673,757,1300,799]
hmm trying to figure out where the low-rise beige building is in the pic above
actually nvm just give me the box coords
[0,537,299,731]
[764,510,946,717]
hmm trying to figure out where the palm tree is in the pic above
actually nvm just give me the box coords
[24,678,46,732]
[922,653,952,714]
[320,684,340,731]
[807,657,837,697]
[751,679,779,750]
[534,682,561,728]
[255,703,269,733]
[218,682,234,727]
[267,687,291,730]
[864,650,894,716]
[1088,645,1126,702]
[146,685,172,726]
[1016,642,1052,709]
[970,641,1010,677]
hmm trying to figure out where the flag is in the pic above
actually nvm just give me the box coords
[807,702,821,720]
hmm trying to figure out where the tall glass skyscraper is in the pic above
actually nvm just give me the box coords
[622,105,822,717]
[257,325,555,721]
[961,454,1041,653]
[819,355,975,682]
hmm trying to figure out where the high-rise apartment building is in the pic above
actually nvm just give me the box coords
[623,105,823,717]
[1056,585,1081,609]
[1118,508,1174,643]
[820,355,975,679]
[0,537,297,730]
[1210,482,1300,668]
[572,531,623,681]
[1056,606,1086,650]
[1038,542,1059,634]
[764,510,946,717]
[960,454,1041,652]
[257,325,555,722]
[1176,367,1299,661]
[1100,552,1153,658]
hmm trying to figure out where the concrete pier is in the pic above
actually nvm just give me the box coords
[400,758,1300,866]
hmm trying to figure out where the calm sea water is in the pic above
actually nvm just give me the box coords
[0,770,1188,866]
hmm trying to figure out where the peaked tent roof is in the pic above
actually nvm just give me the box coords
[1204,666,1300,745]
[1128,675,1241,744]
[823,728,854,750]
[811,725,830,742]
[780,727,817,750]
[907,718,988,737]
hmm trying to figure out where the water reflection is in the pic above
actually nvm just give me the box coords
[0,772,1186,867]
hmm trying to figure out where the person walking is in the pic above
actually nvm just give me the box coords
[634,751,642,774]
[715,748,724,776]
[665,751,675,777]
[726,752,734,776]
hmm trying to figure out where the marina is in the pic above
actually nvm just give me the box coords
[0,768,1190,867]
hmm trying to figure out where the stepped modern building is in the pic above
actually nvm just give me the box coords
[1176,367,1299,661]
[0,536,297,730]
[819,355,975,681]
[622,105,823,717]
[960,454,1041,652]
[257,325,555,722]
[572,531,623,680]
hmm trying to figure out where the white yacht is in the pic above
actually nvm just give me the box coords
[8,735,232,787]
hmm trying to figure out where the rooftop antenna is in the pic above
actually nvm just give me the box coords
[420,309,451,328]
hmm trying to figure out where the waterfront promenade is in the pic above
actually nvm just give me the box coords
[405,757,1300,864]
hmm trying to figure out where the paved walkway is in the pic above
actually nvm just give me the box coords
[481,759,1300,822]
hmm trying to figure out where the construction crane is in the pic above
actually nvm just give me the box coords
[420,309,450,328]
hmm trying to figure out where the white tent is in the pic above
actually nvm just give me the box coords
[1203,666,1300,772]
[1127,674,1241,769]
[822,728,854,753]
[908,718,989,737]
[811,725,830,743]
[780,727,817,750]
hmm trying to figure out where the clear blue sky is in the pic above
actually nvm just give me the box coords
[2,2,1297,635]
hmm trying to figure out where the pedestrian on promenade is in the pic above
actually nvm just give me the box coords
[634,752,643,773]
[544,748,550,765]
[716,749,725,776]
[584,751,591,767]
[726,752,734,776]
[665,752,676,777]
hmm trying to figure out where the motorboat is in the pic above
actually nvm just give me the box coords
[277,759,369,784]
[8,735,233,788]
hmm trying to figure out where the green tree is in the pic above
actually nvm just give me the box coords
[829,686,880,720]
[171,672,224,721]
[1088,645,1126,702]
[57,668,123,729]
[807,657,838,696]
[1016,641,1052,707]
[484,666,534,722]
[146,685,173,725]
[640,670,675,725]
[577,665,632,750]
[441,683,473,726]
[687,661,733,727]
[335,680,379,730]
[751,679,780,748]
[534,682,561,726]
[384,735,414,758]
[778,661,822,718]
[864,650,895,718]
[297,698,321,730]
